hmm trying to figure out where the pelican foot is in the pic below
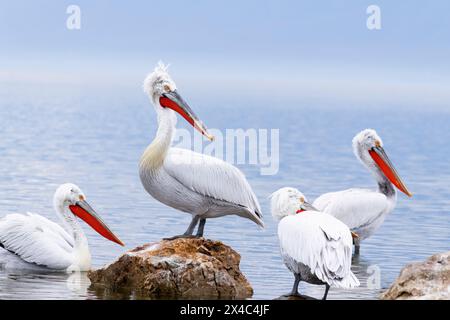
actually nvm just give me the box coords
[163,234,200,241]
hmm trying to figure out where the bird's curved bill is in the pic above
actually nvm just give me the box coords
[369,146,412,197]
[69,200,125,246]
[351,231,359,239]
[296,201,318,213]
[160,90,214,141]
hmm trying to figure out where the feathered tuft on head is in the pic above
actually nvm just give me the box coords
[270,187,306,221]
[352,129,383,149]
[352,128,383,159]
[143,61,175,98]
[155,61,170,73]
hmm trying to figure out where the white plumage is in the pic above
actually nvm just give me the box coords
[313,189,393,239]
[0,213,74,270]
[279,214,358,288]
[165,148,262,217]
[313,129,412,253]
[271,187,359,299]
[0,183,123,272]
[139,63,263,238]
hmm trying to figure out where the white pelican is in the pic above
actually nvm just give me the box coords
[0,183,124,272]
[313,129,412,254]
[139,63,263,238]
[271,187,359,300]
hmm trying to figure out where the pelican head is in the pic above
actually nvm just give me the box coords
[53,183,124,246]
[143,62,176,103]
[143,62,214,141]
[270,187,316,221]
[353,129,412,197]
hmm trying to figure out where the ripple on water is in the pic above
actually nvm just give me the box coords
[0,93,449,299]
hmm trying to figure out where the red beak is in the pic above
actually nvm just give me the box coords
[69,200,124,246]
[159,90,214,141]
[369,146,412,197]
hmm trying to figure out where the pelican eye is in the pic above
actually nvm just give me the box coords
[375,140,381,147]
[299,197,305,203]
[163,84,171,92]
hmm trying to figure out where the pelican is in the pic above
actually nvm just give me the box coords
[0,183,124,272]
[271,187,359,300]
[313,129,412,254]
[139,63,263,239]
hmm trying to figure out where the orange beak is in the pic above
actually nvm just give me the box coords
[160,90,214,141]
[69,200,124,246]
[369,146,412,197]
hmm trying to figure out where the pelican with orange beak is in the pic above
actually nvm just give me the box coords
[313,129,412,254]
[0,183,124,272]
[139,63,263,239]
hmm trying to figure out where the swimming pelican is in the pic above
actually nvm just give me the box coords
[139,63,263,239]
[313,129,412,254]
[271,187,359,300]
[0,183,124,272]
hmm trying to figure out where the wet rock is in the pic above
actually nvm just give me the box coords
[381,251,450,300]
[88,238,253,299]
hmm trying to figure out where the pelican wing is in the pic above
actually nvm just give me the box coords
[0,213,74,269]
[164,148,262,217]
[313,188,389,231]
[278,212,359,288]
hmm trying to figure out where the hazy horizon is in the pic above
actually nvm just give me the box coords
[1,1,450,109]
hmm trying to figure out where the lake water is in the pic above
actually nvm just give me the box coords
[0,84,449,300]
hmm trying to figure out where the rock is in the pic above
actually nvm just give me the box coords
[380,251,450,300]
[88,238,253,299]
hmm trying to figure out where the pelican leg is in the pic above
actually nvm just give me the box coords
[322,284,330,300]
[280,274,301,298]
[164,215,200,240]
[290,273,301,296]
[354,237,361,255]
[196,218,206,237]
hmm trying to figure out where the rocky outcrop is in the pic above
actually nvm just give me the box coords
[381,251,450,300]
[88,238,253,299]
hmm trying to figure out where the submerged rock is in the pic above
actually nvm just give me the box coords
[381,251,450,300]
[88,238,253,299]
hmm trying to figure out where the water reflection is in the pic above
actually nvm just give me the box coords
[0,89,448,299]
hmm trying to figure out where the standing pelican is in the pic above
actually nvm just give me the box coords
[271,187,359,300]
[313,129,412,254]
[139,63,263,238]
[0,183,124,272]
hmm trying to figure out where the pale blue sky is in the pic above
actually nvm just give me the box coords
[1,0,450,108]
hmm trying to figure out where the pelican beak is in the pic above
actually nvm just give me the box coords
[69,200,125,246]
[296,201,318,213]
[351,231,359,239]
[369,146,412,197]
[303,201,319,211]
[160,90,214,141]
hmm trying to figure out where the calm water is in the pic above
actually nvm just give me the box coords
[0,84,449,300]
